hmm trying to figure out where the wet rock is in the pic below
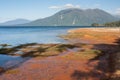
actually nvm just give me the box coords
[0,67,5,73]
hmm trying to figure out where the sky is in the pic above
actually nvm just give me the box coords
[0,0,120,22]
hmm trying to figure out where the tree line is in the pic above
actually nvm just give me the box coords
[91,21,120,27]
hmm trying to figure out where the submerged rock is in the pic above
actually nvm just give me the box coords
[0,67,5,73]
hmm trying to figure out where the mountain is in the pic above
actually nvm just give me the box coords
[0,19,31,26]
[115,15,120,18]
[23,8,120,26]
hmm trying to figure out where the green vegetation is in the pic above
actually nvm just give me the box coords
[91,21,120,27]
[62,48,102,60]
[76,49,101,59]
[0,44,17,55]
[14,43,37,49]
[91,23,99,26]
[54,44,76,52]
[91,23,101,26]
[20,44,76,57]
[0,44,11,49]
[0,43,76,57]
[0,48,16,55]
[5,69,20,74]
[104,21,120,27]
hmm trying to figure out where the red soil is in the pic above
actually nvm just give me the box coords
[0,50,106,80]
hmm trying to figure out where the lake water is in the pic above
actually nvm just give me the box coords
[0,26,90,46]
[0,26,90,68]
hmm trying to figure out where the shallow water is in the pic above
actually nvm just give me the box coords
[0,26,91,68]
[0,54,27,68]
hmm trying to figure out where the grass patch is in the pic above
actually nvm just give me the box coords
[36,44,76,57]
[0,43,80,57]
[21,44,77,57]
[14,43,37,49]
[62,49,101,60]
[0,48,17,55]
[52,44,76,52]
[5,69,20,74]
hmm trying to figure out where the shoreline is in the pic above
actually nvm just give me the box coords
[0,27,120,80]
[62,28,120,44]
[68,27,120,33]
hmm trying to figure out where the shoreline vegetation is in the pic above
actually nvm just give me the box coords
[91,20,120,27]
[0,28,120,80]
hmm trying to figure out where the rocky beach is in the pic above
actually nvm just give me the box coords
[0,28,120,80]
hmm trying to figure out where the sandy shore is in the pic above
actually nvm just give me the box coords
[68,28,120,33]
[63,28,120,44]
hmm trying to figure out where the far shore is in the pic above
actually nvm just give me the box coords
[68,27,120,33]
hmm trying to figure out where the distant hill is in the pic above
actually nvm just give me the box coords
[23,8,119,26]
[0,19,31,26]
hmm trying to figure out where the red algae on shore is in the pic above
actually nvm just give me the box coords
[0,28,119,80]
[65,28,120,44]
[0,56,102,80]
[0,45,107,80]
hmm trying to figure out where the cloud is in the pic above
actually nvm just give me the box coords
[49,4,80,10]
[115,8,120,15]
[64,4,80,8]
[49,6,60,9]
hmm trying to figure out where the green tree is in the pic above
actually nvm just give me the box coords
[104,21,120,27]
[91,23,99,26]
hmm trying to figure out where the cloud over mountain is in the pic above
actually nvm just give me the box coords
[49,4,80,9]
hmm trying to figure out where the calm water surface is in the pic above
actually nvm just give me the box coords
[0,26,87,46]
[0,27,91,45]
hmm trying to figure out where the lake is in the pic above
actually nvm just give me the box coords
[0,26,91,46]
[0,26,91,68]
